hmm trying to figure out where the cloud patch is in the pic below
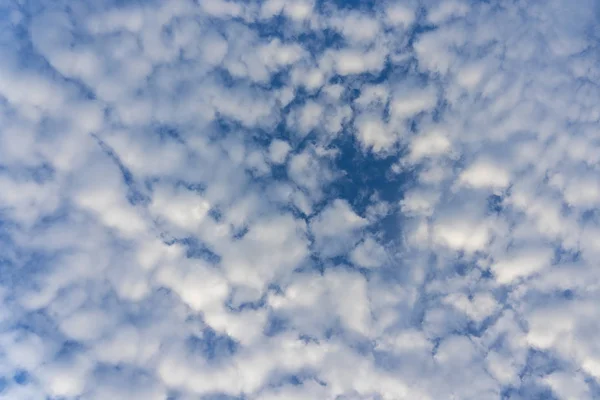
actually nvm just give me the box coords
[0,0,599,399]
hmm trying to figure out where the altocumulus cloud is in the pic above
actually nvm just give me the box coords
[0,0,599,398]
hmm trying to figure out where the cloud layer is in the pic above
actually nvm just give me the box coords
[1,0,599,399]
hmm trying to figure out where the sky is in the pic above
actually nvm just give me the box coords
[0,0,599,399]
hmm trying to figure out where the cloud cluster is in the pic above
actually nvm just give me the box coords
[0,0,599,398]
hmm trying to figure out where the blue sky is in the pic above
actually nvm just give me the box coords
[1,0,600,399]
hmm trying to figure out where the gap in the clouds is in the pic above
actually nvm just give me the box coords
[225,296,265,312]
[10,307,60,339]
[92,363,161,397]
[519,285,580,307]
[266,163,291,184]
[168,237,221,264]
[111,0,161,8]
[335,60,421,91]
[208,206,223,222]
[585,376,600,399]
[282,86,319,114]
[92,134,151,206]
[580,208,598,224]
[320,257,377,281]
[2,249,58,293]
[410,265,464,329]
[406,18,437,50]
[430,97,449,123]
[267,373,327,393]
[295,28,346,54]
[500,386,558,400]
[0,163,56,185]
[486,193,504,214]
[13,369,29,385]
[232,225,249,239]
[253,120,291,149]
[213,67,260,90]
[211,115,250,142]
[6,8,100,103]
[463,311,505,338]
[560,288,575,300]
[55,339,87,360]
[330,74,379,98]
[174,179,206,194]
[429,336,442,356]
[529,234,577,277]
[186,328,238,361]
[298,334,320,345]
[263,313,289,337]
[517,348,564,383]
[247,14,287,39]
[155,123,186,144]
[0,5,31,48]
[30,162,55,183]
[0,219,24,268]
[226,285,271,312]
[212,64,289,93]
[552,244,581,264]
[196,393,244,400]
[267,70,289,91]
[291,254,324,275]
[274,372,320,387]
[453,257,495,281]
[316,0,376,12]
[325,134,411,214]
[368,211,405,249]
[3,16,65,81]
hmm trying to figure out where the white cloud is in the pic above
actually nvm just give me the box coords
[310,199,368,257]
[433,217,491,253]
[400,188,440,216]
[457,159,511,190]
[287,100,323,136]
[443,292,499,323]
[354,84,389,108]
[491,245,554,284]
[354,114,396,153]
[270,269,371,335]
[329,12,381,44]
[390,85,438,120]
[149,183,211,233]
[350,237,387,268]
[408,130,452,162]
[268,139,292,164]
[156,258,230,312]
[258,39,307,71]
[1,0,600,398]
[384,3,416,27]
[72,154,149,238]
[414,25,466,75]
[323,47,388,76]
[455,61,487,90]
[221,213,309,290]
[427,1,470,25]
[291,65,326,90]
[287,147,334,200]
[545,371,592,400]
[201,0,243,18]
[283,0,315,21]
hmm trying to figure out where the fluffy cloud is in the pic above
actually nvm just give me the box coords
[0,0,598,399]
